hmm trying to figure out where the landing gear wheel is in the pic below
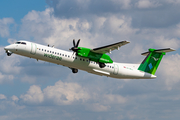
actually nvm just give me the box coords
[7,52,11,56]
[72,68,78,73]
[6,50,12,56]
[99,63,106,68]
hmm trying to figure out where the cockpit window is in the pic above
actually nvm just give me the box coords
[15,42,21,44]
[21,42,26,45]
[15,42,26,45]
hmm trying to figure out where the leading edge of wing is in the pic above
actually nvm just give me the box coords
[92,41,130,54]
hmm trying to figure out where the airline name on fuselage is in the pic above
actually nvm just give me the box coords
[44,53,62,61]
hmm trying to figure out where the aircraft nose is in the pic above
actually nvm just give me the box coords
[4,46,8,50]
[4,45,14,51]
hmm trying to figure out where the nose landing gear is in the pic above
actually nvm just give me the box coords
[6,50,12,56]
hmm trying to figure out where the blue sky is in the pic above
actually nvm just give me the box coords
[0,0,47,45]
[0,0,180,120]
[0,0,47,22]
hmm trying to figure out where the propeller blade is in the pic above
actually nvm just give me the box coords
[73,39,75,47]
[76,39,80,47]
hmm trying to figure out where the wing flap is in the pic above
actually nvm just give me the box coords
[91,41,130,54]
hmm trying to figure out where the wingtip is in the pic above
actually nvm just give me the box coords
[170,48,176,51]
[124,40,130,43]
[121,40,130,44]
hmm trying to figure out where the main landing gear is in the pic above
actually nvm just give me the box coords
[99,62,106,68]
[72,68,78,73]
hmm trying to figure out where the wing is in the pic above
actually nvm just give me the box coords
[91,41,130,54]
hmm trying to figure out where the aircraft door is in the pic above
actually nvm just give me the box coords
[113,64,119,75]
[30,43,37,55]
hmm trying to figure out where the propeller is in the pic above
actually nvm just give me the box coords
[69,39,80,52]
[69,39,80,56]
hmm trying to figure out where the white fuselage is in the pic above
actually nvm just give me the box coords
[4,41,156,79]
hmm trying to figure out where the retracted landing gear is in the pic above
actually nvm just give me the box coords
[99,62,106,68]
[72,68,78,73]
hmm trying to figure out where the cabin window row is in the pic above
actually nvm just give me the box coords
[39,48,114,69]
[79,58,114,69]
[106,65,114,69]
[39,48,71,57]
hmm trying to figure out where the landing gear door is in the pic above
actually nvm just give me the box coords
[113,64,119,75]
[30,43,37,55]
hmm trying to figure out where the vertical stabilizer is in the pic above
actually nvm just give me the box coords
[138,48,175,75]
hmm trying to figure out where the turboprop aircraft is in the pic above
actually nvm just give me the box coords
[4,39,175,79]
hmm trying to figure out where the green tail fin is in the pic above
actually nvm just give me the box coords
[138,48,175,75]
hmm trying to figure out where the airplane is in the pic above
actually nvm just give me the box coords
[4,39,175,79]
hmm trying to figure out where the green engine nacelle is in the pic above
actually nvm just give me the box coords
[77,47,113,63]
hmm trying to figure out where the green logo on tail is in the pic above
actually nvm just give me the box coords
[138,48,168,75]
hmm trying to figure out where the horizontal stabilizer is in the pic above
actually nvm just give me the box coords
[141,48,175,56]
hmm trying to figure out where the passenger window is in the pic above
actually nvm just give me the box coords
[50,51,51,53]
[83,59,85,61]
[112,67,114,69]
[68,56,70,57]
[60,53,61,55]
[47,50,49,52]
[55,52,56,54]
[75,57,77,59]
[62,54,64,56]
[57,53,59,55]
[39,48,41,50]
[42,49,43,51]
[65,55,67,57]
[45,50,46,52]
[80,58,82,61]
[52,51,54,54]
[110,66,111,68]
[86,60,88,62]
